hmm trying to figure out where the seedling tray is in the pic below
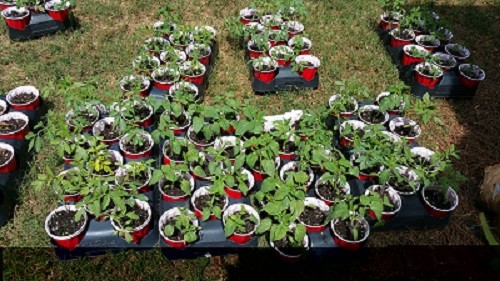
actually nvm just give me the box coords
[375,27,477,99]
[0,97,47,227]
[244,51,319,93]
[149,41,219,103]
[6,11,75,41]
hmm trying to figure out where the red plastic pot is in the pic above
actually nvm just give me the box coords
[191,187,229,220]
[279,162,313,190]
[120,75,151,98]
[295,55,320,81]
[339,120,366,147]
[159,208,199,249]
[444,44,470,62]
[389,29,415,47]
[45,1,71,21]
[270,228,309,262]
[223,204,260,244]
[297,198,329,232]
[401,45,428,66]
[2,7,30,30]
[186,44,211,65]
[389,117,421,143]
[414,63,443,89]
[288,37,312,55]
[379,12,400,30]
[415,35,440,52]
[252,157,280,181]
[123,104,153,128]
[247,41,270,60]
[285,21,304,39]
[458,64,485,89]
[328,94,359,118]
[421,185,459,217]
[119,133,154,160]
[0,143,17,173]
[45,205,88,251]
[159,174,194,202]
[152,67,180,90]
[0,112,30,140]
[111,200,151,243]
[331,218,369,252]
[253,57,279,83]
[431,53,457,73]
[6,85,41,110]
[239,7,260,25]
[0,2,15,11]
[181,62,206,85]
[187,126,215,149]
[365,185,401,221]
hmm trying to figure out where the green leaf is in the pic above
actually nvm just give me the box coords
[255,218,272,234]
[193,117,204,133]
[262,159,275,176]
[224,222,237,237]
[184,231,198,243]
[201,208,211,221]
[164,225,175,236]
[193,166,206,177]
[294,224,306,244]
[274,224,288,241]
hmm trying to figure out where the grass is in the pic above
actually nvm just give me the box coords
[0,0,499,279]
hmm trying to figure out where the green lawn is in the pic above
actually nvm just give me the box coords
[1,0,499,279]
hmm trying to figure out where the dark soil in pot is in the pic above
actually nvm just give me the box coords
[257,64,276,72]
[344,129,365,141]
[358,165,381,175]
[0,149,13,166]
[274,236,304,256]
[0,118,26,134]
[360,110,385,124]
[394,30,413,40]
[243,131,260,140]
[169,113,189,127]
[132,104,151,120]
[223,146,236,158]
[192,159,214,177]
[420,65,439,76]
[243,13,259,20]
[147,40,168,50]
[189,130,215,145]
[317,181,347,201]
[123,81,148,91]
[5,10,28,17]
[114,204,149,229]
[334,219,367,241]
[10,92,36,104]
[165,144,187,161]
[234,213,257,234]
[249,44,265,52]
[48,210,85,237]
[184,68,204,77]
[155,72,177,83]
[123,137,151,154]
[194,194,226,213]
[299,205,328,226]
[291,42,311,50]
[161,175,191,197]
[99,123,120,140]
[288,26,300,33]
[424,189,452,209]
[388,176,416,193]
[412,155,433,167]
[449,48,467,57]
[277,140,297,154]
[421,39,438,46]
[393,124,418,137]
[68,111,97,127]
[372,188,397,212]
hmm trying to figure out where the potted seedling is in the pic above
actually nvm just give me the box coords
[193,25,216,46]
[328,194,383,251]
[151,163,194,202]
[1,5,30,30]
[284,20,304,38]
[110,197,152,243]
[401,45,429,66]
[188,105,221,149]
[44,0,71,22]
[119,75,151,98]
[376,82,410,115]
[65,101,100,132]
[298,197,331,232]
[378,0,403,30]
[292,55,320,81]
[154,101,190,138]
[151,66,180,90]
[398,6,424,35]
[296,140,334,171]
[0,112,30,140]
[431,27,453,44]
[431,52,457,72]
[154,19,178,38]
[271,119,298,160]
[161,134,191,165]
[414,59,443,89]
[458,64,485,89]
[6,85,40,110]
[212,93,242,134]
[249,56,279,83]
[0,142,16,173]
[358,105,389,125]
[187,146,225,182]
[385,166,421,195]
[292,109,324,140]
[185,43,212,65]
[235,104,265,140]
[314,161,355,205]
[415,35,440,52]
[269,45,295,66]
[133,53,161,76]
[328,94,359,118]
[45,205,88,250]
[144,37,170,56]
[52,167,88,202]
[118,97,154,128]
[338,120,367,147]
[279,161,314,190]
[239,21,264,43]
[364,185,400,221]
[389,28,415,47]
[119,129,154,160]
[191,185,229,221]
[248,34,272,59]
[222,157,254,199]
[267,29,289,47]
[169,81,199,103]
[169,27,193,50]
[261,14,283,30]
[159,45,187,65]
[87,149,124,177]
[421,184,459,217]
[223,204,260,245]
[243,134,281,181]
[92,117,124,145]
[214,136,244,165]
[0,0,16,11]
[389,117,421,142]
[288,35,312,55]
[239,7,260,24]
[180,59,206,85]
[444,43,470,62]
[115,161,153,194]
[159,207,201,249]
[75,178,117,221]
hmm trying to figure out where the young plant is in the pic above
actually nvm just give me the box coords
[378,82,411,113]
[224,205,259,237]
[212,92,242,132]
[133,51,160,75]
[185,146,225,180]
[243,134,280,176]
[190,104,221,143]
[116,160,154,190]
[193,26,215,45]
[270,118,298,154]
[151,163,192,196]
[163,207,201,244]
[248,33,270,53]
[152,100,189,141]
[170,25,193,46]
[234,104,266,139]
[109,193,150,243]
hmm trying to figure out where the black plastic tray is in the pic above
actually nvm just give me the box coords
[376,26,477,99]
[0,97,47,227]
[6,11,74,41]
